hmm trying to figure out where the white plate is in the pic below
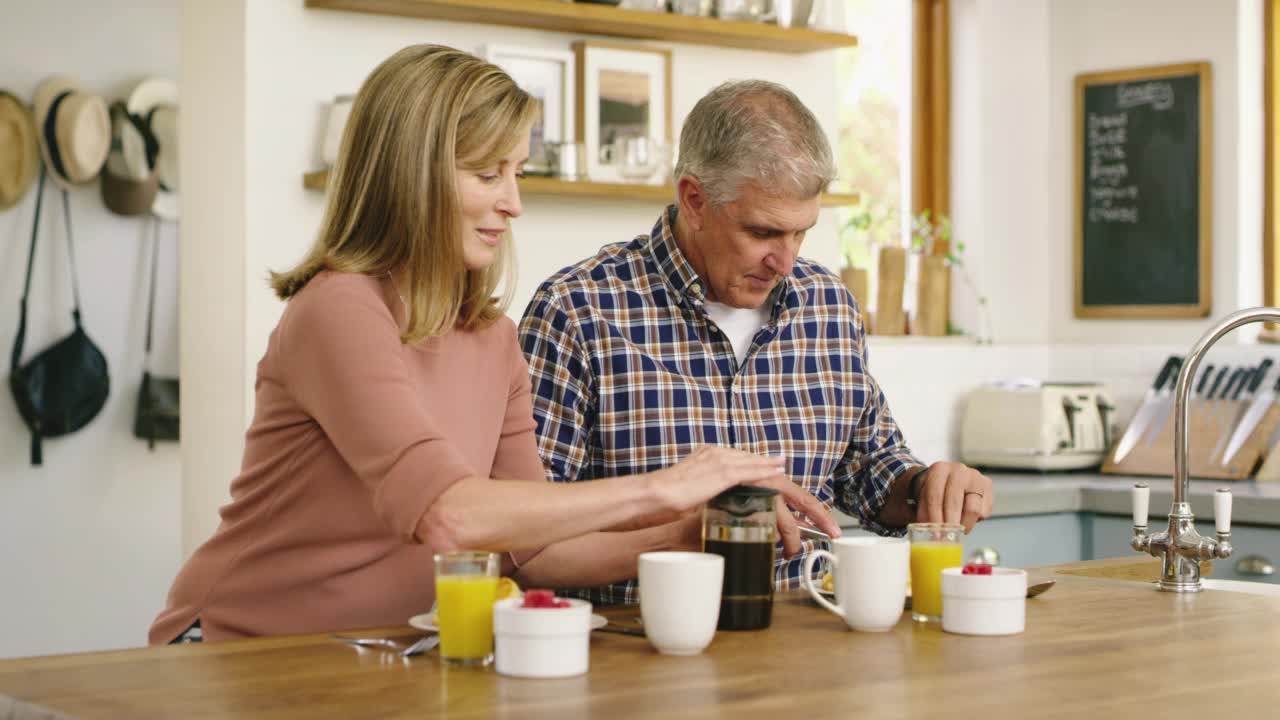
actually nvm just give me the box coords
[409,611,608,632]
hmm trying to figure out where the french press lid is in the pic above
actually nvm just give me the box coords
[709,485,780,517]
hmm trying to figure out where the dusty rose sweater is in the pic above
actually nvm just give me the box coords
[149,271,546,643]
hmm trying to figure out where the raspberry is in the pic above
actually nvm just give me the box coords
[961,563,993,575]
[519,589,565,604]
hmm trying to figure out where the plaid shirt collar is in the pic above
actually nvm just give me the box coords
[645,205,801,327]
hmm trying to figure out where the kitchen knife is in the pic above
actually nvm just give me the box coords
[1221,360,1279,466]
[1202,368,1244,444]
[1148,361,1213,445]
[1136,355,1186,448]
[1112,355,1182,463]
[1211,363,1267,463]
[1203,368,1249,462]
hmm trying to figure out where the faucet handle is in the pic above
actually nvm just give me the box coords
[1215,487,1232,535]
[1133,483,1150,528]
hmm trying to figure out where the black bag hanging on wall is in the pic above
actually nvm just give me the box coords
[133,217,179,448]
[8,168,110,465]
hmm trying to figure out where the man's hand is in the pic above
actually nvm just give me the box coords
[762,478,842,558]
[915,462,994,533]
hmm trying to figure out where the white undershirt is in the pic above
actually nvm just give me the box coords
[704,301,771,367]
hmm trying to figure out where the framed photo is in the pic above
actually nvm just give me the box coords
[573,41,672,184]
[483,45,575,175]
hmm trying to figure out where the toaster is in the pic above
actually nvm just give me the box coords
[960,381,1115,471]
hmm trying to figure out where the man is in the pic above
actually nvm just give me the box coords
[517,80,994,605]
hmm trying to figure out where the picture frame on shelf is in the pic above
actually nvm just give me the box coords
[573,40,672,184]
[482,45,575,176]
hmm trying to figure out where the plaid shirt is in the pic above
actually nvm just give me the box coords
[517,206,922,605]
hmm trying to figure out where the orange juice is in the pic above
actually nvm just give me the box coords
[909,542,963,619]
[436,574,499,663]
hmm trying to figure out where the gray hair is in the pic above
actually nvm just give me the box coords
[674,79,836,206]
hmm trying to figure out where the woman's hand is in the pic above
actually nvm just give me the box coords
[608,446,786,532]
[651,445,788,515]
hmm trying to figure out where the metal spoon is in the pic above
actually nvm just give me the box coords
[333,634,439,657]
[1026,579,1056,598]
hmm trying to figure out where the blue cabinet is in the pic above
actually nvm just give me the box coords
[962,513,1090,568]
[839,513,1091,568]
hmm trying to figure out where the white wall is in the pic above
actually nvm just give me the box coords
[1047,0,1252,344]
[949,0,1054,345]
[0,1,182,659]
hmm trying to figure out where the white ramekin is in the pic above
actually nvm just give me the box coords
[493,597,592,678]
[941,567,1027,636]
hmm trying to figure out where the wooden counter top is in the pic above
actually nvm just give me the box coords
[4,558,1280,718]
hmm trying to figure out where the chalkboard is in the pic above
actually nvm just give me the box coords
[1074,62,1212,318]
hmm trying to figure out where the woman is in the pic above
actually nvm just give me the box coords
[148,45,821,644]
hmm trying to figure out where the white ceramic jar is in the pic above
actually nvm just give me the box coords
[940,567,1027,636]
[493,598,593,678]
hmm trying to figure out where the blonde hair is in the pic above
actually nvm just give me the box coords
[271,44,538,343]
[675,79,835,206]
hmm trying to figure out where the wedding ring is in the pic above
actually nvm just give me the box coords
[965,491,984,498]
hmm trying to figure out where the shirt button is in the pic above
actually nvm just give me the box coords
[689,282,702,295]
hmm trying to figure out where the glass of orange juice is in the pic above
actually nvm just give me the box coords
[434,551,501,667]
[908,523,964,622]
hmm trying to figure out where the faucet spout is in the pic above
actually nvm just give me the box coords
[1171,307,1280,504]
[1131,306,1278,591]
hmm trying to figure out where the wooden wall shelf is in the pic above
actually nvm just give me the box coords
[304,0,858,53]
[302,170,859,207]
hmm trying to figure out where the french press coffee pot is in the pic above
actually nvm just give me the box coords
[703,485,779,630]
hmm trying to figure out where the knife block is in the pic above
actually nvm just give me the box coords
[1102,399,1280,480]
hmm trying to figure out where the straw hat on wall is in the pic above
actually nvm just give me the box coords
[0,91,39,209]
[125,77,178,219]
[33,76,110,191]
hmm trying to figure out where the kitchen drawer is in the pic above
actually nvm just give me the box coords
[1090,515,1280,584]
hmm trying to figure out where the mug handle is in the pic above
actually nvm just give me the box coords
[802,549,844,618]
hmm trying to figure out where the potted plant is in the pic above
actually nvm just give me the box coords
[909,210,991,342]
[910,210,949,336]
[839,202,900,334]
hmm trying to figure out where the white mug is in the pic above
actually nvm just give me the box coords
[638,552,724,655]
[802,536,909,632]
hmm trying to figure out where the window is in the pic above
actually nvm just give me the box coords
[836,0,911,275]
[836,0,954,335]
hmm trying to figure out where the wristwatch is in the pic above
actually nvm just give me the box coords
[904,468,928,508]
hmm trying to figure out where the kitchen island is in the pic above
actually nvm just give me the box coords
[3,558,1279,719]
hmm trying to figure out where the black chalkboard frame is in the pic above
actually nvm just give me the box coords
[1074,61,1212,319]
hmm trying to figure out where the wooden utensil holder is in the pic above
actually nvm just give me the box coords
[1102,399,1280,480]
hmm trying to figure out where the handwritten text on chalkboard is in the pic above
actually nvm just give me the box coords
[1086,81,1175,226]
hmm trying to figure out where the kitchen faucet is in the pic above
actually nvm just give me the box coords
[1129,307,1280,591]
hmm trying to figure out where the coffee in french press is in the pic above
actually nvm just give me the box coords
[703,485,779,630]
